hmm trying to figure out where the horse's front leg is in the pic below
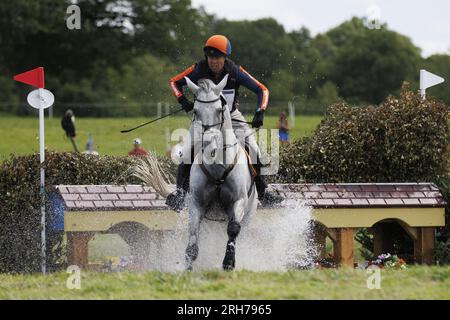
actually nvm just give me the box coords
[223,199,245,270]
[185,198,204,271]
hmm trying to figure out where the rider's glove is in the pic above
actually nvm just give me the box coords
[251,109,264,128]
[178,95,194,112]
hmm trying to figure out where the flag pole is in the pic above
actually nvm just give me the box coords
[38,88,46,275]
[420,69,426,100]
[14,67,52,275]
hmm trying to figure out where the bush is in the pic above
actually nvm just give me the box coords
[434,177,450,264]
[0,151,176,273]
[277,88,448,183]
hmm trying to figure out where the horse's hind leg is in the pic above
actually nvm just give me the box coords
[185,199,204,271]
[223,199,245,270]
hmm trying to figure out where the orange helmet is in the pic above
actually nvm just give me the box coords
[203,35,231,56]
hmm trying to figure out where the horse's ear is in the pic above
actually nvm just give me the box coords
[185,76,200,95]
[213,74,229,96]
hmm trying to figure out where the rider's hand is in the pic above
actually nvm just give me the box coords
[251,109,264,128]
[178,95,194,112]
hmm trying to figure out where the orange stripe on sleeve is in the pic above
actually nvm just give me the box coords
[169,65,195,98]
[239,67,269,111]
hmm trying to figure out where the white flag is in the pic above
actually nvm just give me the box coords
[420,69,445,90]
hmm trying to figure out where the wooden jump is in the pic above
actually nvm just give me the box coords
[54,183,446,268]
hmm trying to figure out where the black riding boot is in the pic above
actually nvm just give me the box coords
[165,162,191,212]
[254,156,284,207]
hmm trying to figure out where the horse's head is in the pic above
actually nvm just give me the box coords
[185,74,229,132]
[186,75,232,164]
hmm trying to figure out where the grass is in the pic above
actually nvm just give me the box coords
[0,266,448,299]
[0,114,322,159]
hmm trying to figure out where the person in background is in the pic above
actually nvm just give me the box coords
[61,109,79,152]
[128,138,149,157]
[276,111,290,146]
[82,133,99,155]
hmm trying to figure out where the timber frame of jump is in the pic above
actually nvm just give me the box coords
[54,183,446,269]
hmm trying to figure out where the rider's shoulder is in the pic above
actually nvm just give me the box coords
[224,58,239,70]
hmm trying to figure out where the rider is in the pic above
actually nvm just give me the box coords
[166,35,284,211]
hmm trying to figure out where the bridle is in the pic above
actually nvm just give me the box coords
[191,94,256,219]
[193,96,225,131]
[192,96,238,151]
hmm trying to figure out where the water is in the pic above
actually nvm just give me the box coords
[129,199,318,272]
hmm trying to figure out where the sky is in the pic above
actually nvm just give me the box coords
[191,0,450,58]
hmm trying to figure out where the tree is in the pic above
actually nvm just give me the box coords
[423,54,450,104]
[327,18,422,104]
[130,0,211,62]
[213,18,297,82]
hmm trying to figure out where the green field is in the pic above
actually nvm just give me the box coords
[0,114,322,159]
[0,266,448,299]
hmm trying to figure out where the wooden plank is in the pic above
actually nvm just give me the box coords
[66,232,93,268]
[64,208,445,233]
[312,207,445,228]
[414,227,435,264]
[333,228,354,267]
[65,211,185,232]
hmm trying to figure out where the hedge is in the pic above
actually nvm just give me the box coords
[276,88,448,183]
[0,151,175,273]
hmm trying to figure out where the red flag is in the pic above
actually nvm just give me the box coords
[13,67,45,88]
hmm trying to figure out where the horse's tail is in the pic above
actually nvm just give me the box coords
[129,153,175,198]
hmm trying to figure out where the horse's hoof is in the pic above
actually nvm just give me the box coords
[222,263,235,271]
[185,261,193,271]
[223,265,234,271]
[222,257,235,271]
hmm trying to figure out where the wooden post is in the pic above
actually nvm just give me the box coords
[414,227,435,265]
[67,232,93,268]
[333,228,354,267]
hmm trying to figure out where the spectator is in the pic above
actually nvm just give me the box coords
[128,138,149,157]
[61,109,79,152]
[276,111,290,146]
[82,133,99,155]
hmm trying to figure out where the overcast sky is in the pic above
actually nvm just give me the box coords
[191,0,450,58]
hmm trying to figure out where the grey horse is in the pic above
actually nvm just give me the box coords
[131,75,258,270]
[183,75,258,270]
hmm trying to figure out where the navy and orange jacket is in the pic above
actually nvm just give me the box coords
[169,59,269,113]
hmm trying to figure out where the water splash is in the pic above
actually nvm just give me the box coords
[130,199,318,272]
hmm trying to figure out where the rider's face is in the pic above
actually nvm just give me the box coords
[207,55,226,75]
